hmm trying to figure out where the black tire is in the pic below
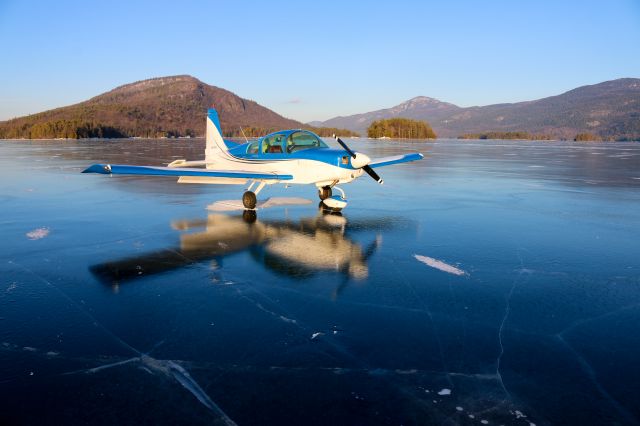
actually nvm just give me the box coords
[318,186,332,200]
[242,209,257,223]
[242,191,257,209]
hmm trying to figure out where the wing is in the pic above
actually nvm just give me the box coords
[368,153,424,168]
[82,164,293,180]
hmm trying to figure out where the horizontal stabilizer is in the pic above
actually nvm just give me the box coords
[82,164,293,180]
[369,153,424,168]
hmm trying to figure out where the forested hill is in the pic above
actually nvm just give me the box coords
[0,76,304,139]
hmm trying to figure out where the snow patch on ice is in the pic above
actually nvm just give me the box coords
[414,255,467,276]
[437,388,451,395]
[456,406,464,411]
[26,227,50,240]
[514,410,526,418]
[279,315,297,324]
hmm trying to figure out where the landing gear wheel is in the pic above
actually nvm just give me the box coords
[242,191,257,209]
[318,186,332,200]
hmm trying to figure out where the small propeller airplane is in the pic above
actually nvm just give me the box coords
[83,108,424,211]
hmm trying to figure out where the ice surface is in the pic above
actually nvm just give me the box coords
[1,138,639,425]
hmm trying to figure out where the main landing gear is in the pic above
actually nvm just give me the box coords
[242,181,267,209]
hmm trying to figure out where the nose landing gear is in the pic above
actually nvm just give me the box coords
[318,186,332,200]
[320,185,347,212]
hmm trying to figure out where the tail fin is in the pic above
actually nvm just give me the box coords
[205,108,229,163]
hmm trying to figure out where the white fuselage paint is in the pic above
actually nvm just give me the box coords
[204,156,363,186]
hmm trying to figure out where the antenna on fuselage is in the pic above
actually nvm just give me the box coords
[239,127,249,143]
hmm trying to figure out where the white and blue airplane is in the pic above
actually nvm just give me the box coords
[83,108,424,211]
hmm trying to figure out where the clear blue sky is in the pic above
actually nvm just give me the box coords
[1,0,639,123]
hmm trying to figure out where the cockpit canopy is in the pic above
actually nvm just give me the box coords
[247,130,329,155]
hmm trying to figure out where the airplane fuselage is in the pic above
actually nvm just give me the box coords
[214,143,364,186]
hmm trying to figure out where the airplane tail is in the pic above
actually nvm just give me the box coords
[205,108,231,164]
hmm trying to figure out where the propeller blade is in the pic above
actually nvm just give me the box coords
[363,165,384,184]
[333,135,356,158]
[333,135,384,185]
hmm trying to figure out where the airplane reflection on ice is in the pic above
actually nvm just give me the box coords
[90,209,395,297]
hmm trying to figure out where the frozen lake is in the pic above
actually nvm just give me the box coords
[1,138,639,425]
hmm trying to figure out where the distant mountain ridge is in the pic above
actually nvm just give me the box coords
[314,79,640,140]
[0,75,302,138]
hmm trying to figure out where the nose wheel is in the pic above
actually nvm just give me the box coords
[318,186,332,200]
[320,186,347,212]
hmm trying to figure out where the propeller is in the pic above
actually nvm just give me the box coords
[333,136,383,184]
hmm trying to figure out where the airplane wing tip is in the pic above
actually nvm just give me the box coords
[83,164,112,174]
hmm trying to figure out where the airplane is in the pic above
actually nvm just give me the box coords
[83,108,424,211]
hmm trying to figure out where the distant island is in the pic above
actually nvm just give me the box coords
[0,75,356,140]
[367,118,436,139]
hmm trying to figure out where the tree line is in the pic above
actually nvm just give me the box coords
[0,119,128,139]
[458,132,553,140]
[367,118,436,139]
[0,120,359,140]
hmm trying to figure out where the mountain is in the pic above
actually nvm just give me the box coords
[317,97,460,137]
[315,79,640,140]
[0,75,302,138]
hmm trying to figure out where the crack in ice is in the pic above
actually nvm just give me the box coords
[6,260,236,424]
[555,334,637,424]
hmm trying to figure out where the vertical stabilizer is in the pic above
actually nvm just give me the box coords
[205,108,229,163]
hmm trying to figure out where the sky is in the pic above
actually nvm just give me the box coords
[1,0,639,123]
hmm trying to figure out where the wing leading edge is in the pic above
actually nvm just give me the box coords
[368,153,424,168]
[82,164,293,180]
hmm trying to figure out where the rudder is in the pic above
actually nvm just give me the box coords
[205,108,230,163]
